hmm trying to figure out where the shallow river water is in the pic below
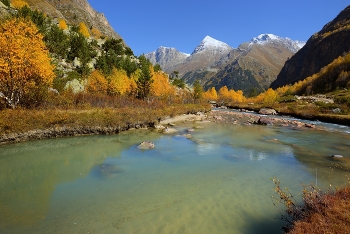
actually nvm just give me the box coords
[1,111,350,234]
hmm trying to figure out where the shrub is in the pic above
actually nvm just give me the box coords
[272,177,350,233]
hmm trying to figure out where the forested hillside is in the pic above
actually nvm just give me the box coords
[0,2,197,110]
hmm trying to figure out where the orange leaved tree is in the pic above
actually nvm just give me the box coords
[0,17,55,108]
[58,19,68,30]
[151,68,175,99]
[79,22,90,38]
[10,0,28,9]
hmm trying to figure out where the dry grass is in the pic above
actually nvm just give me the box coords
[0,104,210,135]
[272,178,350,234]
[289,186,350,234]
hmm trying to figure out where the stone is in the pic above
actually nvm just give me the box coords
[332,108,342,114]
[99,164,124,178]
[257,117,274,125]
[137,141,155,150]
[163,127,177,134]
[304,123,316,128]
[259,108,277,115]
[154,124,165,130]
[331,154,343,158]
[73,57,81,68]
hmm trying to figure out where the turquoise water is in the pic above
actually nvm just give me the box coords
[1,116,350,234]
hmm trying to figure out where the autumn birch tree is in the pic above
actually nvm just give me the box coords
[0,17,55,108]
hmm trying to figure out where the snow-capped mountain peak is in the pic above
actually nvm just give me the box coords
[192,36,232,55]
[249,33,305,53]
[251,33,281,44]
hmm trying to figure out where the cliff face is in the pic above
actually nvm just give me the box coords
[271,5,350,89]
[25,0,122,39]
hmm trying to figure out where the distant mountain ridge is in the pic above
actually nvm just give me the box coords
[146,34,305,94]
[271,4,350,89]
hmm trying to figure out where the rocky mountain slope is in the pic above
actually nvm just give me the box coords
[201,34,305,94]
[145,47,189,71]
[146,34,304,94]
[168,36,233,76]
[25,0,122,39]
[270,4,350,89]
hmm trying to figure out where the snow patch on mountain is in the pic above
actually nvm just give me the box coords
[191,36,233,55]
[249,33,306,53]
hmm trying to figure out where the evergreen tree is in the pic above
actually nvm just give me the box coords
[136,55,153,100]
[154,64,162,72]
[193,80,203,100]
[0,0,10,7]
[44,24,69,59]
[102,38,124,55]
[68,32,96,76]
[122,56,138,77]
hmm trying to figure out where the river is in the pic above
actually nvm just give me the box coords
[1,110,350,233]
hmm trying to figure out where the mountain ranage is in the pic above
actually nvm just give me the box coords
[146,34,305,94]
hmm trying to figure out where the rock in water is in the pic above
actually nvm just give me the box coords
[138,141,155,150]
[99,164,124,178]
[259,108,277,115]
[331,154,344,158]
[162,127,177,134]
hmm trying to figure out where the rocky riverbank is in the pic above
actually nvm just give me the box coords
[0,113,208,145]
[0,107,347,145]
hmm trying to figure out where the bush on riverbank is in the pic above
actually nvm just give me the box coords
[272,178,350,234]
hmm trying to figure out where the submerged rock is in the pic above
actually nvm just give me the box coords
[138,141,155,150]
[99,164,124,178]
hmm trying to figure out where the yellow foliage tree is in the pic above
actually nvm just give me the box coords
[151,68,175,99]
[218,86,230,102]
[86,70,108,94]
[58,19,68,30]
[263,88,278,105]
[91,27,102,39]
[0,17,55,108]
[79,22,90,38]
[10,0,28,8]
[108,68,134,95]
[229,89,245,102]
[203,87,218,100]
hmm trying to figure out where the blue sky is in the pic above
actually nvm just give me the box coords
[88,0,349,56]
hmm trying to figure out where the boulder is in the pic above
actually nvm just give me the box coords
[257,117,274,125]
[137,141,155,150]
[259,108,277,115]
